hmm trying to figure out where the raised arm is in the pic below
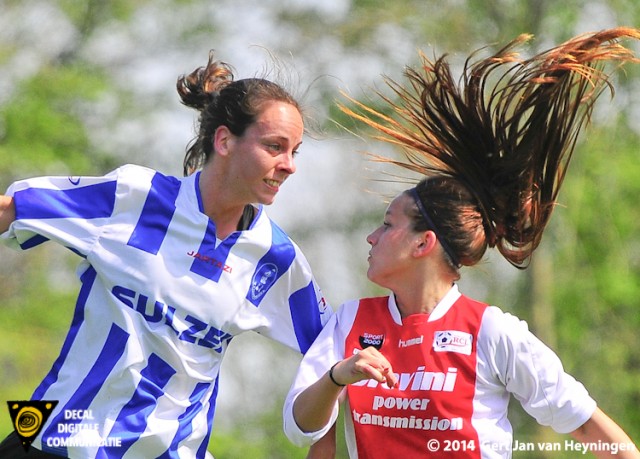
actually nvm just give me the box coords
[571,408,640,458]
[292,346,397,433]
[0,195,15,234]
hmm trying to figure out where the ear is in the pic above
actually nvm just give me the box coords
[213,125,233,157]
[413,230,438,258]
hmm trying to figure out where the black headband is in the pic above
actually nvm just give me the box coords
[408,187,460,267]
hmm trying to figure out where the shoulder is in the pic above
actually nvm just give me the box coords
[255,211,310,262]
[104,166,186,214]
[476,306,535,359]
[479,306,529,337]
[334,296,389,327]
[260,213,294,243]
[110,163,157,179]
[113,164,179,188]
[476,306,566,382]
[337,298,365,314]
[334,298,363,321]
[339,296,388,315]
[447,293,490,324]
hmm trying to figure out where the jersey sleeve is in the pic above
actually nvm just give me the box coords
[1,165,150,257]
[478,306,597,434]
[250,227,334,355]
[283,299,358,447]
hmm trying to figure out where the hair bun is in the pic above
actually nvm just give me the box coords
[177,51,235,111]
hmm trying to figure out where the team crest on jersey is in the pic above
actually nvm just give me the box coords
[359,332,385,350]
[250,262,278,301]
[433,330,473,355]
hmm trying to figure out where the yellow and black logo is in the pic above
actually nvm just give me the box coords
[7,401,58,452]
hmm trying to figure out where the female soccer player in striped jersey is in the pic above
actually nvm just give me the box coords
[284,28,640,458]
[0,52,332,458]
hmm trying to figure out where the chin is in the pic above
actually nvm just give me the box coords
[256,195,277,206]
[366,269,376,283]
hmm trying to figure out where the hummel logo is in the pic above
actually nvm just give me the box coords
[398,335,424,348]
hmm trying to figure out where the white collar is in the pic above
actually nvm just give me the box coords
[387,284,461,324]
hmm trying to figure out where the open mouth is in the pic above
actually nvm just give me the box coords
[264,179,281,189]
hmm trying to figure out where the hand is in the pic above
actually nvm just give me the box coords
[293,348,397,434]
[331,347,397,388]
[0,195,15,234]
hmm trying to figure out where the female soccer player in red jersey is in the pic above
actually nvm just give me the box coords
[284,28,640,459]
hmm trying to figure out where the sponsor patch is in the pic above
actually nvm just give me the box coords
[359,332,384,350]
[433,330,473,355]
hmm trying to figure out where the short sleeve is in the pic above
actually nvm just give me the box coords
[283,300,358,446]
[1,165,148,257]
[249,229,334,354]
[478,306,597,434]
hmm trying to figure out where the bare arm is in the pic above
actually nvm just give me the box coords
[570,408,640,458]
[305,424,337,459]
[292,347,397,433]
[0,195,15,234]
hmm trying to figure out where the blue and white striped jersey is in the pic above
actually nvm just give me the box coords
[2,164,332,458]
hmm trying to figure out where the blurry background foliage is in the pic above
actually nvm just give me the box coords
[1,0,639,457]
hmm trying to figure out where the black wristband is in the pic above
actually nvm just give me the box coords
[328,362,346,387]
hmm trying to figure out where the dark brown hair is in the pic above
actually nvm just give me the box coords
[177,51,301,175]
[342,28,640,269]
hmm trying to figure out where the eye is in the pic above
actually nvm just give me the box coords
[267,143,282,152]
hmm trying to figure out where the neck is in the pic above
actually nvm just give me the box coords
[198,164,247,239]
[394,280,453,318]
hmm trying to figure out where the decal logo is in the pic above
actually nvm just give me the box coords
[68,177,81,185]
[359,332,385,350]
[7,400,58,451]
[250,262,278,301]
[433,330,473,355]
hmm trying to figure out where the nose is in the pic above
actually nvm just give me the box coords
[279,151,296,175]
[366,229,378,246]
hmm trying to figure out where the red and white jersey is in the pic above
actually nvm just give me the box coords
[284,285,596,458]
